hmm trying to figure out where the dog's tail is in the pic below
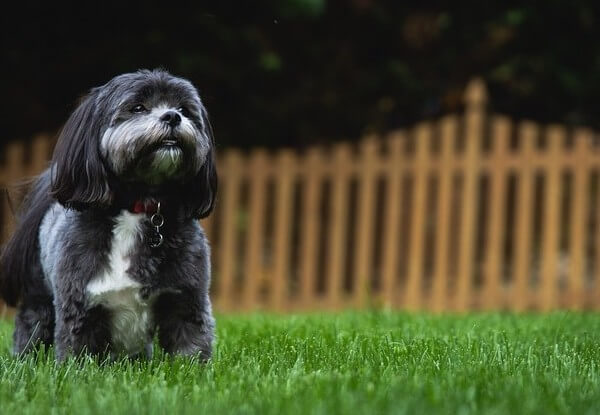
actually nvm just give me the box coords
[0,169,53,307]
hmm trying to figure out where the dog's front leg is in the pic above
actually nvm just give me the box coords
[154,291,215,361]
[53,292,111,361]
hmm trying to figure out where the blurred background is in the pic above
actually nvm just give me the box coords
[2,0,600,313]
[3,0,600,149]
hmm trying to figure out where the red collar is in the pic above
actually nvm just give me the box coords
[130,200,160,214]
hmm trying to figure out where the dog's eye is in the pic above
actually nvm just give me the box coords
[177,106,190,117]
[130,104,147,113]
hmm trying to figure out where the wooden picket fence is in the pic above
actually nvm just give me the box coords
[2,78,600,315]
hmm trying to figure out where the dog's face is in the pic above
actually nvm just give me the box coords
[50,69,217,218]
[99,73,210,185]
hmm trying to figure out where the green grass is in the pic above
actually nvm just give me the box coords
[1,312,600,414]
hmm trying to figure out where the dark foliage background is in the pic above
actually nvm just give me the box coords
[2,0,600,150]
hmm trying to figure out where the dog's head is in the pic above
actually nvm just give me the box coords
[50,69,217,218]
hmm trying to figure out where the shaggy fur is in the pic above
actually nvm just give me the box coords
[0,69,217,361]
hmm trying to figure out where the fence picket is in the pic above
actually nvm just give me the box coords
[30,134,51,175]
[380,132,405,307]
[2,142,25,242]
[455,79,486,311]
[405,123,431,310]
[299,148,323,308]
[200,215,214,243]
[271,150,295,310]
[243,150,268,308]
[513,122,537,310]
[596,175,600,310]
[326,144,352,309]
[567,129,591,308]
[482,116,510,309]
[539,126,564,311]
[216,150,242,310]
[353,136,379,307]
[432,116,456,311]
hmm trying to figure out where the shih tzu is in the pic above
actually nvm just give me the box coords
[0,69,217,361]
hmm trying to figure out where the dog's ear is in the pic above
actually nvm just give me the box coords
[183,108,217,219]
[50,89,112,209]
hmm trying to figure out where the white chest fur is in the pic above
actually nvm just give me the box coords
[86,211,152,354]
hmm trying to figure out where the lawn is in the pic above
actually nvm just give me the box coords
[1,311,600,414]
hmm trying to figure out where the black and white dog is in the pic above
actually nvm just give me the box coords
[0,69,217,361]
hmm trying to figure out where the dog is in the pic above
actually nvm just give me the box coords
[0,69,217,361]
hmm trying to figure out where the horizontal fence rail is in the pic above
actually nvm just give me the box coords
[2,78,600,314]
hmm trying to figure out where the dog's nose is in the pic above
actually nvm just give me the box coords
[160,111,181,127]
